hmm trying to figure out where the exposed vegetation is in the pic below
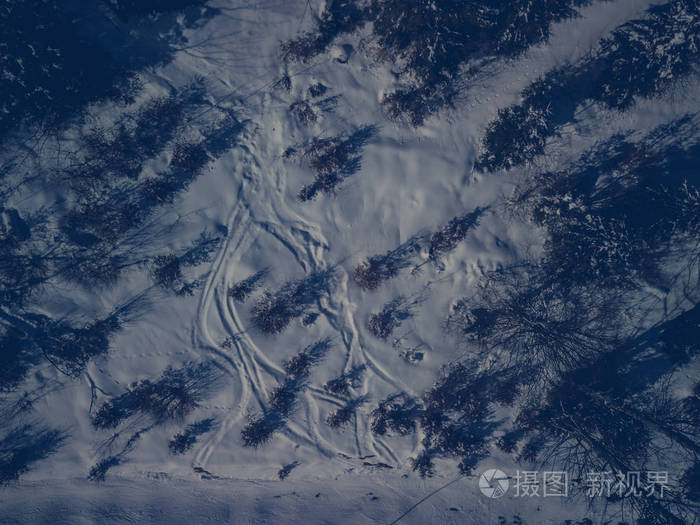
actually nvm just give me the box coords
[478,0,700,170]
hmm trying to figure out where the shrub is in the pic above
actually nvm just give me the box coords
[241,412,285,448]
[278,460,299,480]
[298,126,377,201]
[251,269,335,334]
[324,365,366,396]
[227,269,268,302]
[268,378,305,417]
[308,83,328,98]
[88,455,121,482]
[283,338,332,379]
[289,101,318,125]
[327,398,365,428]
[367,297,413,340]
[168,418,216,455]
[427,207,487,264]
[370,394,420,436]
[353,235,422,290]
[93,362,220,429]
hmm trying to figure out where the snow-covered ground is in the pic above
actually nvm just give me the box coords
[1,0,698,523]
[0,473,585,525]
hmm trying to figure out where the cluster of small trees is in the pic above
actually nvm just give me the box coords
[92,362,220,429]
[241,339,332,447]
[251,269,335,334]
[0,0,234,485]
[477,0,700,171]
[445,265,619,383]
[87,362,220,480]
[432,118,700,522]
[353,207,486,292]
[0,0,219,140]
[283,0,599,124]
[296,125,377,201]
[168,418,216,455]
[514,117,700,290]
[151,232,223,296]
[369,364,509,477]
[227,269,268,302]
[0,80,241,395]
[0,84,240,434]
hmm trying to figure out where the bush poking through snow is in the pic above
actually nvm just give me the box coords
[367,296,417,340]
[227,269,268,302]
[327,398,365,429]
[240,412,285,448]
[88,455,121,482]
[308,83,328,98]
[353,235,422,290]
[427,207,487,264]
[278,461,300,480]
[251,269,335,334]
[324,365,366,396]
[283,338,332,379]
[168,418,216,455]
[151,232,222,295]
[370,394,421,436]
[289,101,318,125]
[298,125,377,201]
[92,362,220,429]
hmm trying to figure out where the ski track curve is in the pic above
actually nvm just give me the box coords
[184,0,662,475]
[190,125,421,472]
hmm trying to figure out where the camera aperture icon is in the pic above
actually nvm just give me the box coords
[479,469,509,498]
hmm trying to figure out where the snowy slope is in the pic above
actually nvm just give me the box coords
[1,0,699,523]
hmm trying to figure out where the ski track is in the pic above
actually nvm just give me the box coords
[181,0,679,476]
[191,109,420,471]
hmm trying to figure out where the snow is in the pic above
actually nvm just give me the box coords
[1,0,697,522]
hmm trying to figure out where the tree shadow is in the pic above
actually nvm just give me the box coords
[0,423,67,484]
[251,269,336,334]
